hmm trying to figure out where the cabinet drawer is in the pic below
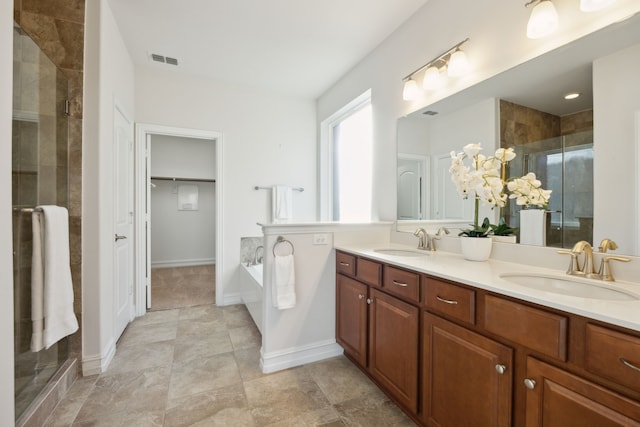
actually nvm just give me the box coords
[383,266,420,302]
[586,324,640,391]
[425,277,475,325]
[357,258,382,287]
[336,251,356,276]
[484,295,567,361]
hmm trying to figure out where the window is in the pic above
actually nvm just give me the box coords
[320,90,372,222]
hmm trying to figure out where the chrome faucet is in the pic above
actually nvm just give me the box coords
[429,227,450,252]
[413,228,429,250]
[253,245,264,265]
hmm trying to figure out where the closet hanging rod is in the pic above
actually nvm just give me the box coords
[254,186,304,192]
[150,176,216,183]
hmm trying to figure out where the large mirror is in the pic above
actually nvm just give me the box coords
[397,12,640,256]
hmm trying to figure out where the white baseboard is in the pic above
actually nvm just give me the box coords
[151,258,215,268]
[82,339,116,376]
[222,291,243,306]
[260,340,343,373]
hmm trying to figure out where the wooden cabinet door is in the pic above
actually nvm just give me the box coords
[524,357,640,427]
[369,288,419,413]
[336,274,368,366]
[423,313,513,427]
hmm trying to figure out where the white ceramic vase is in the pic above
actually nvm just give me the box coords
[491,235,517,244]
[460,236,493,261]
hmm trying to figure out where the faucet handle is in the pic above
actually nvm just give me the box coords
[599,255,631,282]
[557,250,582,275]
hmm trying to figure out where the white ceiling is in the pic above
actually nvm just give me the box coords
[107,0,428,99]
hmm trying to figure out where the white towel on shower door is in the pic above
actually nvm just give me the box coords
[272,185,293,223]
[519,209,546,246]
[272,254,296,309]
[31,206,79,351]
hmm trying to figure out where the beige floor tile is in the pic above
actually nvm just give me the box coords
[264,405,342,427]
[118,319,178,347]
[177,316,228,337]
[304,356,380,405]
[169,351,242,400]
[244,368,332,426]
[173,330,234,363]
[222,305,254,329]
[106,340,175,375]
[334,391,416,426]
[229,324,262,350]
[179,304,225,321]
[164,383,253,427]
[234,347,267,382]
[43,376,98,427]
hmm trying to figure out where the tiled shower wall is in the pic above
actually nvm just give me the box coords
[14,0,85,365]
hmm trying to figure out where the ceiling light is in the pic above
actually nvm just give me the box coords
[402,79,420,101]
[564,92,581,100]
[402,38,470,99]
[580,0,617,12]
[447,50,470,77]
[526,0,559,39]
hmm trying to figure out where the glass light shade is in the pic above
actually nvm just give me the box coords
[447,50,470,77]
[527,0,559,39]
[402,79,420,101]
[580,0,616,11]
[422,65,444,90]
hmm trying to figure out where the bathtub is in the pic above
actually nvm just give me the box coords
[240,263,263,334]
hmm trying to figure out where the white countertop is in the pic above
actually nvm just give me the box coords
[335,243,640,333]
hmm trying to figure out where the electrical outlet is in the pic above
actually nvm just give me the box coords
[313,234,329,245]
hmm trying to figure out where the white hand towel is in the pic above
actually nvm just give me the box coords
[31,206,79,351]
[272,185,293,224]
[519,209,546,246]
[272,254,296,309]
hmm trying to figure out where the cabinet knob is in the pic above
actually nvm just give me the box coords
[366,298,373,305]
[524,379,537,390]
[495,364,507,375]
[358,294,364,300]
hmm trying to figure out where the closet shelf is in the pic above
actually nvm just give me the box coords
[151,176,216,183]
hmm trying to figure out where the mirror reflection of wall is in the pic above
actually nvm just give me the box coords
[500,100,594,248]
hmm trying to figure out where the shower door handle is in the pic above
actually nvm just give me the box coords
[115,234,127,242]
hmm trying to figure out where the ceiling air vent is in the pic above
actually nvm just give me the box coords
[150,53,179,66]
[422,110,438,116]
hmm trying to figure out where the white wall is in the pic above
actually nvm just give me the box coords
[135,67,317,303]
[150,134,216,180]
[150,180,216,266]
[82,0,135,374]
[0,0,15,421]
[317,0,640,222]
[593,43,640,255]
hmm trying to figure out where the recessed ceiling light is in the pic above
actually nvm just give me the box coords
[564,93,581,100]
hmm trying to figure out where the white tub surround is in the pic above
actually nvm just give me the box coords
[335,242,640,332]
[257,222,393,373]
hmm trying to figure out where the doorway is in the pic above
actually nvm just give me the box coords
[135,124,223,316]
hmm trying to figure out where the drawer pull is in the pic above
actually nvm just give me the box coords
[524,379,537,390]
[392,280,409,287]
[358,294,364,300]
[495,364,507,375]
[620,358,640,373]
[436,295,458,305]
[339,262,350,267]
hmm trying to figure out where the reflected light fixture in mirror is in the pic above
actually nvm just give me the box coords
[580,0,617,12]
[402,38,470,101]
[526,0,559,39]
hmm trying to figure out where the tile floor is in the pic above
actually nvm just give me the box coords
[150,266,215,311]
[43,304,416,426]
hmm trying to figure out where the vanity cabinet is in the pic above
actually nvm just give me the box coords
[335,250,640,426]
[524,357,640,426]
[335,252,420,414]
[423,313,513,427]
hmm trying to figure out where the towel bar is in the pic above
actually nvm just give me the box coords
[12,207,43,213]
[255,185,304,192]
[273,236,294,256]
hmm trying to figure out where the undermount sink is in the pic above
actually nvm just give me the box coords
[499,273,639,301]
[374,249,429,257]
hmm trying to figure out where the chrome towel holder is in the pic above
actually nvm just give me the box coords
[273,236,294,256]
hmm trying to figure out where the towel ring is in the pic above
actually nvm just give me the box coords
[273,236,294,256]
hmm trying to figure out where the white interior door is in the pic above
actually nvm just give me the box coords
[435,154,471,220]
[397,158,423,220]
[114,104,134,340]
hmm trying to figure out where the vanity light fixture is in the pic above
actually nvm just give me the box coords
[525,0,559,39]
[402,38,470,100]
[580,0,617,12]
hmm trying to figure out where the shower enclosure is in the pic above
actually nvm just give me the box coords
[12,22,70,420]
[505,130,594,248]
